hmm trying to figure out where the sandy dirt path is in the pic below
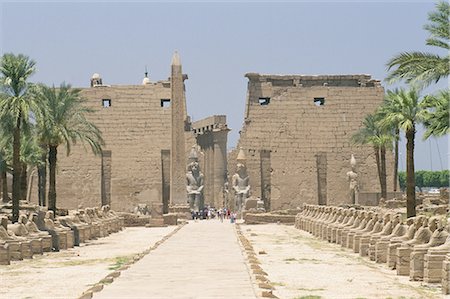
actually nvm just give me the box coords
[241,223,443,299]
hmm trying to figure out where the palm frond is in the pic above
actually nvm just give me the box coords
[386,52,449,88]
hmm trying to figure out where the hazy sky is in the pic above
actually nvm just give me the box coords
[0,1,448,171]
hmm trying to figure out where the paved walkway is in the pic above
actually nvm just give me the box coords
[95,220,257,299]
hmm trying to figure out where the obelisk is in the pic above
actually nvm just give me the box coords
[170,51,187,206]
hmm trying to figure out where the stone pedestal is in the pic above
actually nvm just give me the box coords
[41,235,52,252]
[424,251,448,283]
[341,229,351,247]
[66,231,75,248]
[387,241,402,269]
[163,213,178,226]
[410,248,428,281]
[353,233,364,253]
[397,247,412,276]
[375,240,389,263]
[368,236,382,260]
[20,241,32,259]
[0,243,9,265]
[169,204,191,220]
[359,236,371,256]
[29,239,43,255]
[347,232,356,249]
[8,242,23,260]
[147,218,165,227]
[147,203,166,227]
[442,254,450,294]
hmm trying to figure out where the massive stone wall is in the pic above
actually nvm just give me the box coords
[231,73,395,210]
[28,76,221,212]
[30,82,178,211]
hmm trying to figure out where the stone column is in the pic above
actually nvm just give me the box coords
[212,129,228,208]
[170,52,187,206]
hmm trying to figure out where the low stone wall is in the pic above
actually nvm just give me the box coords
[116,212,150,227]
[244,213,296,225]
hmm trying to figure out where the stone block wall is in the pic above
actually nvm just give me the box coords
[30,82,176,211]
[230,73,395,210]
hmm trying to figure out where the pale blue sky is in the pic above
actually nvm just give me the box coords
[0,1,448,171]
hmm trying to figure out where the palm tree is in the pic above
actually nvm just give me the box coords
[0,53,37,222]
[352,113,392,200]
[35,83,104,215]
[0,118,44,203]
[386,1,449,87]
[422,89,449,139]
[380,88,428,218]
[378,92,403,192]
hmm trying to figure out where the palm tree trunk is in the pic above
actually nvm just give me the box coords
[1,160,7,203]
[12,114,22,223]
[20,162,27,201]
[48,145,57,215]
[393,128,399,192]
[380,145,387,200]
[373,145,382,197]
[406,126,416,218]
[38,146,47,206]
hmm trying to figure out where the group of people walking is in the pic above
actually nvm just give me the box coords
[191,207,237,223]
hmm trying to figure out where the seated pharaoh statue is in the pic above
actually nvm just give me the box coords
[186,146,204,213]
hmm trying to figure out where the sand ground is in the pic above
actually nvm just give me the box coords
[241,223,444,299]
[0,221,446,299]
[0,226,176,299]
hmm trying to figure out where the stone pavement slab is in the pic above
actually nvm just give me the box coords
[95,220,257,299]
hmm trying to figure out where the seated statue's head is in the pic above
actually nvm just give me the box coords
[236,163,247,175]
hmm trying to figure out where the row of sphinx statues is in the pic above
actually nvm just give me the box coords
[0,205,124,265]
[295,205,450,294]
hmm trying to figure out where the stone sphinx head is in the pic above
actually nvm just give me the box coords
[422,217,429,228]
[406,217,414,226]
[429,217,439,231]
[0,216,7,230]
[392,214,402,225]
[19,215,28,225]
[414,216,425,229]
[29,213,38,223]
[45,211,55,221]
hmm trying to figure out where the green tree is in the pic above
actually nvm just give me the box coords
[439,170,449,187]
[352,113,392,200]
[398,172,406,190]
[34,83,104,215]
[422,89,449,139]
[386,1,449,88]
[380,88,428,217]
[0,53,37,222]
[415,170,425,192]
